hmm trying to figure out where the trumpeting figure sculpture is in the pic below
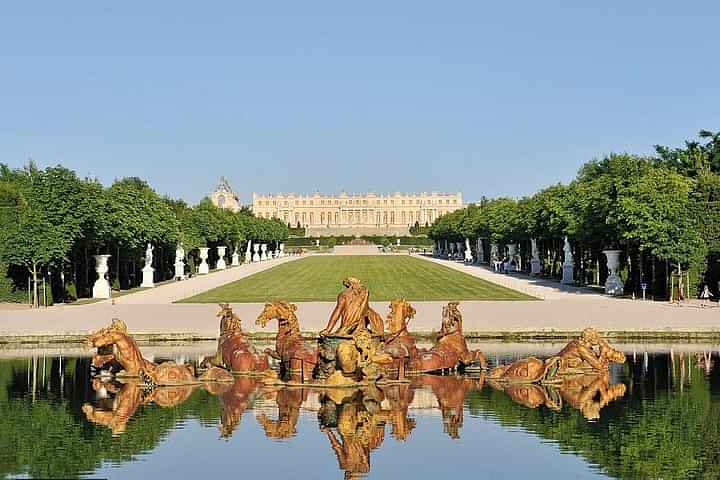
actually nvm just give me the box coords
[487,327,625,383]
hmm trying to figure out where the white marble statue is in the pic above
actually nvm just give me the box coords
[231,244,240,266]
[261,243,268,261]
[245,241,253,264]
[92,254,112,298]
[561,236,575,285]
[141,243,155,288]
[464,238,473,263]
[279,243,285,257]
[174,243,186,280]
[198,247,209,275]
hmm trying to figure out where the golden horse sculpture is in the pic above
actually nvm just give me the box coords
[488,328,626,383]
[86,318,203,386]
[202,304,270,373]
[87,318,234,386]
[409,302,487,373]
[383,298,419,377]
[255,301,319,382]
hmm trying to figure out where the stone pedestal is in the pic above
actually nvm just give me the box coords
[261,244,268,261]
[231,248,240,266]
[174,260,185,280]
[603,249,624,295]
[92,255,112,299]
[141,265,155,288]
[561,263,575,285]
[216,246,227,270]
[198,247,209,275]
[530,238,542,275]
[245,241,253,264]
[279,243,285,257]
[253,244,261,262]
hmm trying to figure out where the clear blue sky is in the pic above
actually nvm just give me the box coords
[1,1,718,204]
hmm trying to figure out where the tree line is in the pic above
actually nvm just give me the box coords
[428,130,720,299]
[0,163,289,305]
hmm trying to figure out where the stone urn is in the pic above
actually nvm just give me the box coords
[92,254,112,299]
[198,247,210,275]
[253,243,261,262]
[216,246,227,270]
[261,243,268,261]
[603,249,624,296]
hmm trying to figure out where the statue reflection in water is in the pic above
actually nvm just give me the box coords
[318,384,415,480]
[488,373,626,421]
[412,374,484,439]
[82,378,197,436]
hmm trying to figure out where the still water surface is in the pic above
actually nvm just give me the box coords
[2,342,719,479]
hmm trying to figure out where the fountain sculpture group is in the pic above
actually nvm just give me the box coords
[84,280,628,474]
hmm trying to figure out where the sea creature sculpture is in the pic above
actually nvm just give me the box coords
[256,301,318,382]
[488,328,626,383]
[409,302,487,373]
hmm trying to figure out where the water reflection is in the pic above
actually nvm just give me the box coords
[3,345,720,479]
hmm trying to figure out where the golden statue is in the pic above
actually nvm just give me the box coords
[488,328,626,383]
[87,318,198,386]
[320,277,384,336]
[383,298,419,376]
[202,304,270,373]
[410,302,487,373]
[412,374,485,439]
[87,318,233,386]
[256,301,319,382]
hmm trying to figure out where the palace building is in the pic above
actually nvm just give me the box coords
[210,177,242,212]
[252,191,464,236]
[209,178,464,236]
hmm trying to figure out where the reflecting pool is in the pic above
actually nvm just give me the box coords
[2,342,720,479]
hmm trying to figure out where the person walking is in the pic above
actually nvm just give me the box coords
[700,284,713,307]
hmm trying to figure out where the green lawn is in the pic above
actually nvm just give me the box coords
[179,255,535,303]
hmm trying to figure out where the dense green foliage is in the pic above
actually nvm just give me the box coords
[429,130,720,298]
[0,164,288,303]
[180,255,533,303]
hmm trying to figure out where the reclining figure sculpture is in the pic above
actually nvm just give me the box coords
[202,303,270,373]
[410,302,487,373]
[87,318,233,386]
[488,328,626,383]
[255,301,319,382]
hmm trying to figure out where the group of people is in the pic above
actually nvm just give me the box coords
[492,257,517,274]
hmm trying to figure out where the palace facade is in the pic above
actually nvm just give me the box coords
[252,191,464,236]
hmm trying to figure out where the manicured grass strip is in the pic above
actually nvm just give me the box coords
[178,255,535,303]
